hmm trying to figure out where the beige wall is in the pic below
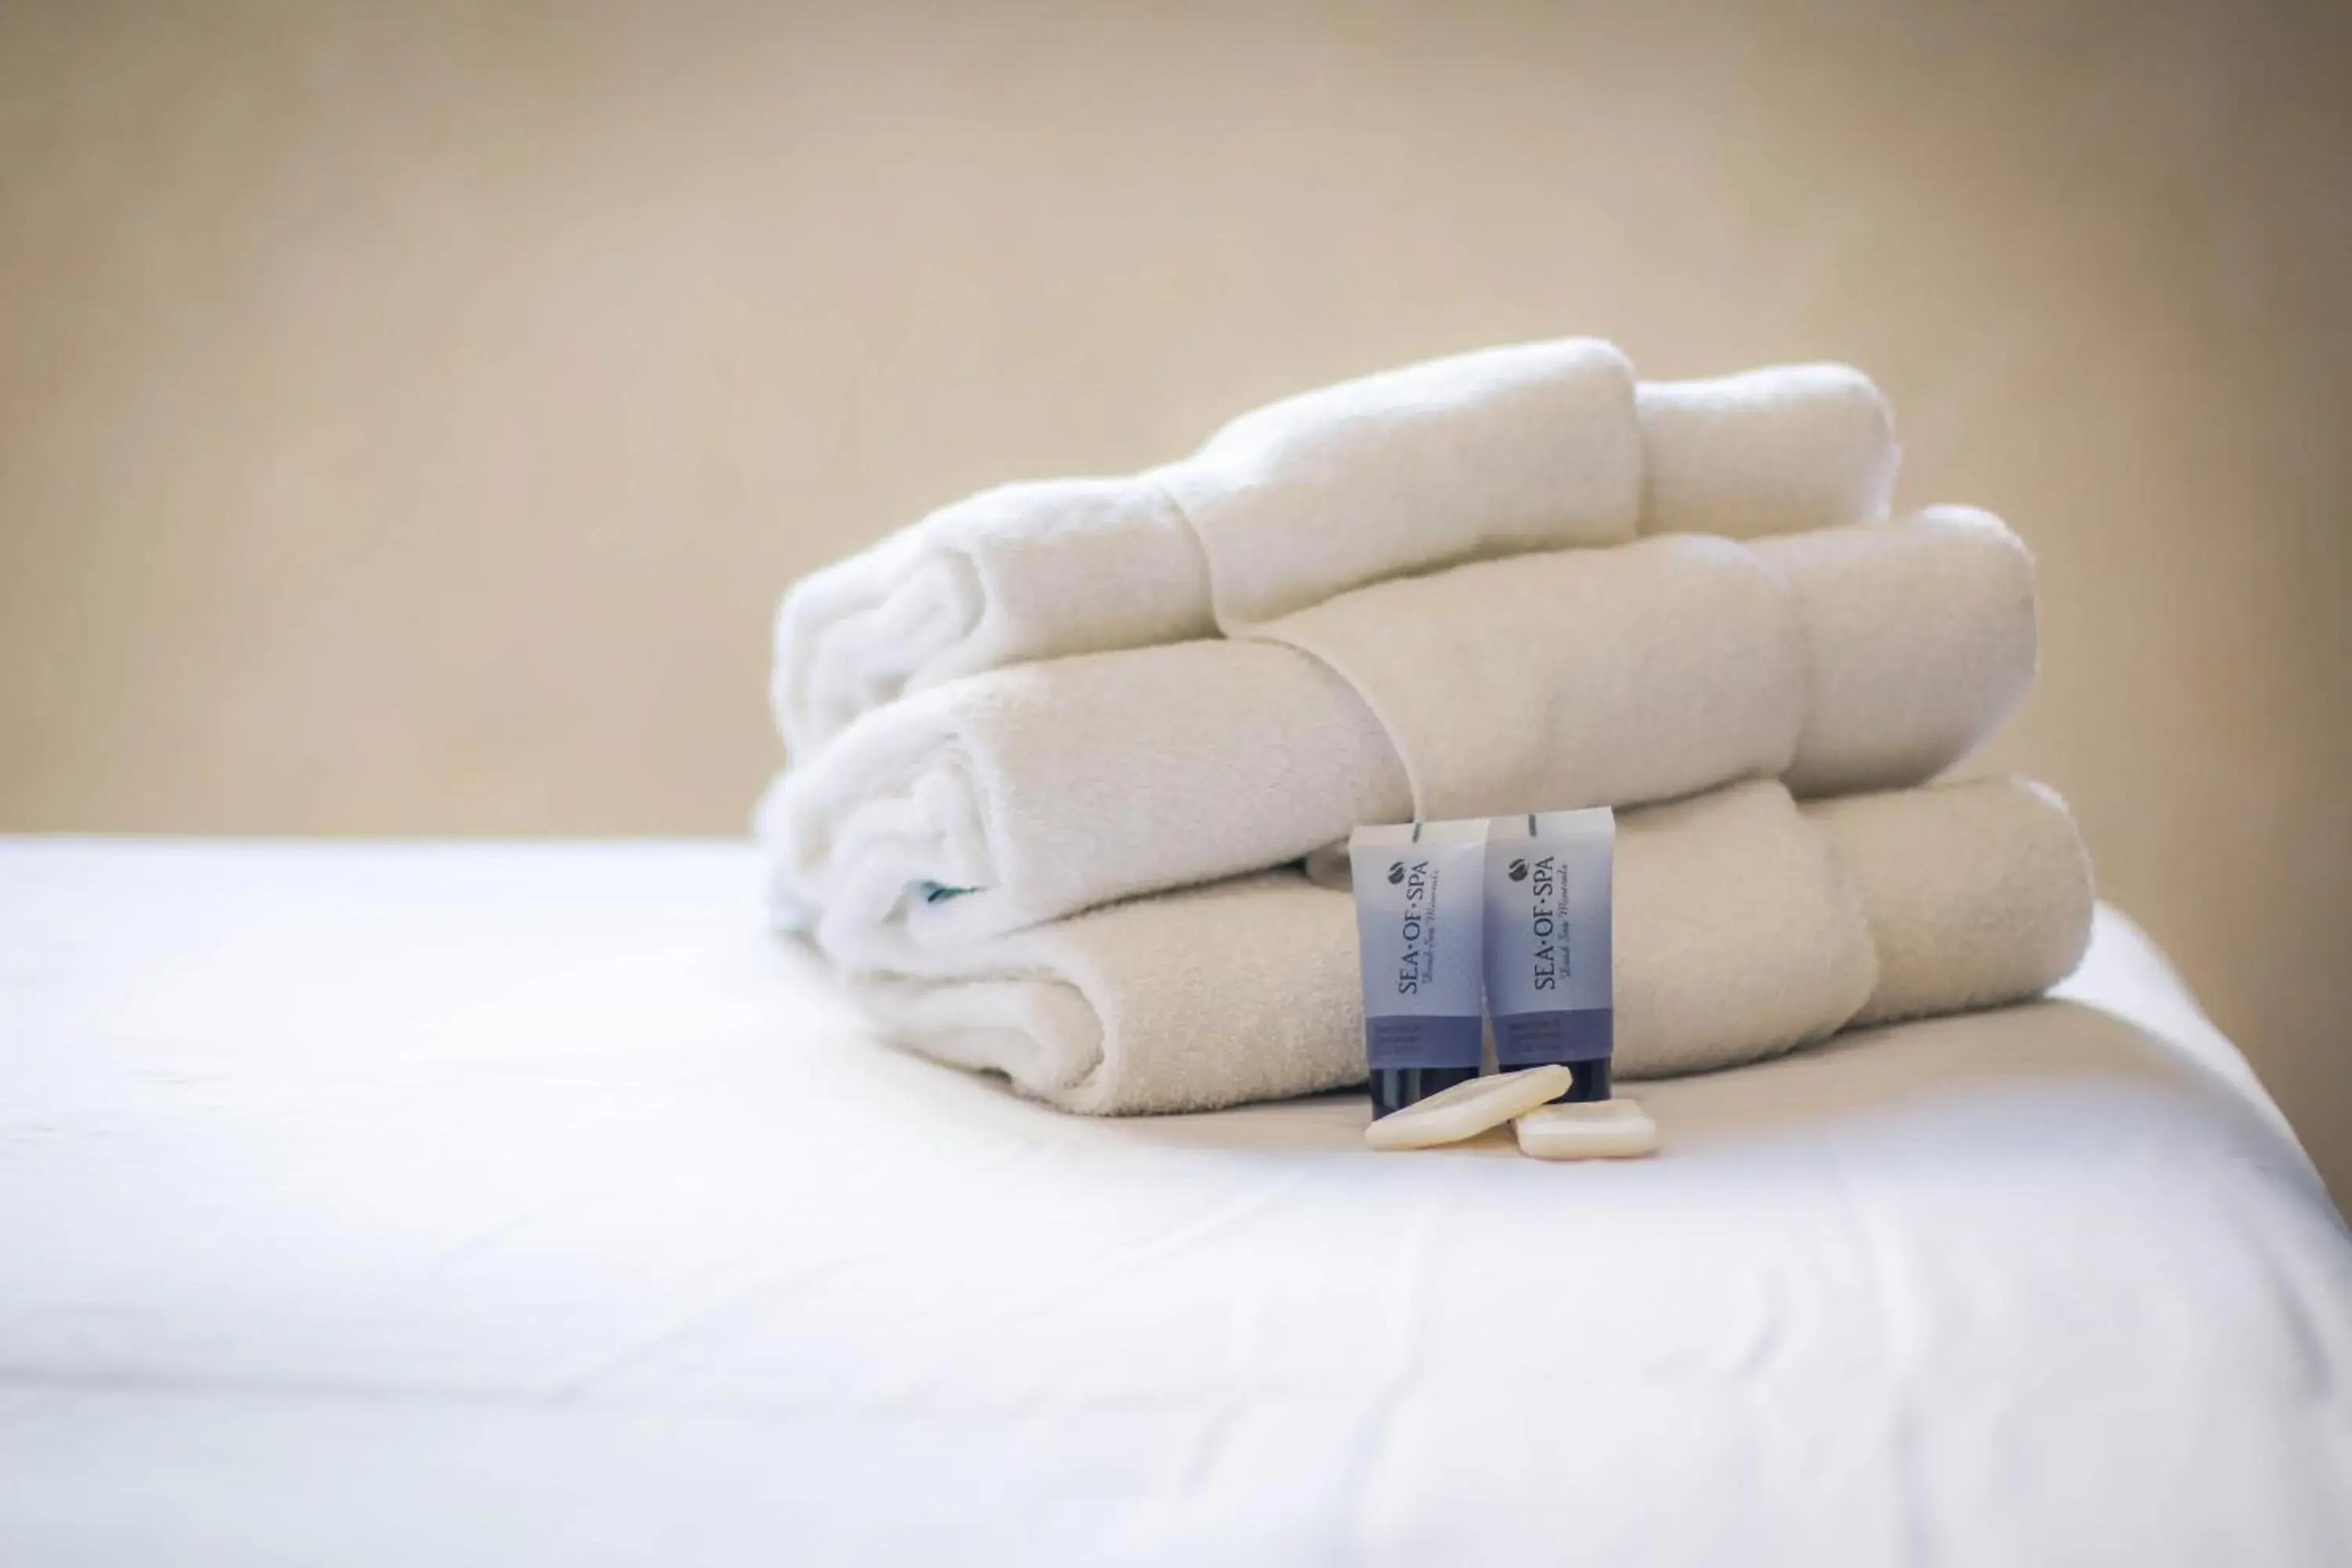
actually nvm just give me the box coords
[5,0,2348,1196]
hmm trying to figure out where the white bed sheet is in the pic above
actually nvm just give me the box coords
[1,839,2347,1566]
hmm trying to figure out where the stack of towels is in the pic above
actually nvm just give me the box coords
[757,339,2095,1114]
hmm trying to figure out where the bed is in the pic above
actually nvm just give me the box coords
[2,839,2347,1565]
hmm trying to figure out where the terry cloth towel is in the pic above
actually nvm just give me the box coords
[1162,336,1642,627]
[763,506,2034,967]
[774,346,1899,757]
[1636,362,1900,540]
[845,777,2094,1116]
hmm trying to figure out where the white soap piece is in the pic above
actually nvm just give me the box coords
[1364,1065,1576,1151]
[1514,1098,1660,1160]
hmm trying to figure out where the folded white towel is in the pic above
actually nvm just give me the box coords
[1637,363,1900,540]
[761,639,1411,962]
[773,477,1214,759]
[1806,778,2096,1026]
[855,870,1363,1117]
[764,508,2034,966]
[1263,531,1807,822]
[773,345,1900,757]
[1757,505,2039,796]
[1161,336,1642,627]
[846,777,2089,1115]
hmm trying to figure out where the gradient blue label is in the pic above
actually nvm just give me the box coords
[1483,808,1613,1070]
[1348,820,1488,1070]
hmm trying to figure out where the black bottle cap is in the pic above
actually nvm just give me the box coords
[1369,1065,1482,1120]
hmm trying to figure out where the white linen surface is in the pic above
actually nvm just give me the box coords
[2,840,2347,1567]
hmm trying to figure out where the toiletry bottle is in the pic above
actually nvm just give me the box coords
[1348,819,1489,1117]
[1483,809,1614,1103]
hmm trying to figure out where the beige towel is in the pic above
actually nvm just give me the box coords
[846,778,2092,1116]
[764,508,2034,968]
[774,345,1900,757]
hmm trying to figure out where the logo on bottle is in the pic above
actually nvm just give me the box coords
[1508,858,1529,882]
[1386,862,1406,885]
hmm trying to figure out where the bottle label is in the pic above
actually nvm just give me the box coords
[1483,808,1613,1069]
[1348,819,1488,1069]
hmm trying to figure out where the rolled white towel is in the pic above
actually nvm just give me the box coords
[1261,531,1807,821]
[1161,336,1642,627]
[844,778,2087,1116]
[774,345,1902,758]
[760,639,1414,966]
[1280,506,2034,814]
[767,509,2034,966]
[767,534,1789,966]
[773,478,1214,760]
[1637,362,1900,540]
[857,870,1365,1117]
[1806,777,2096,1026]
[775,339,1638,757]
[1757,505,2038,796]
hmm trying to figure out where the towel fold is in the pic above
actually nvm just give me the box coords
[1759,505,2039,796]
[1636,363,1900,540]
[764,507,2034,967]
[762,639,1412,961]
[1806,778,2095,1026]
[773,477,1214,757]
[1163,337,1642,626]
[1261,531,1807,822]
[774,346,1898,757]
[845,777,2091,1116]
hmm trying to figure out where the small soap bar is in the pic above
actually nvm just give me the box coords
[1365,1065,1575,1150]
[1514,1098,1658,1160]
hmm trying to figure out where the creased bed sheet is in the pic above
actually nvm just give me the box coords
[0,840,2347,1568]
